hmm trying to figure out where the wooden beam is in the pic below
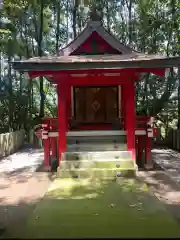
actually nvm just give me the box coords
[12,57,180,72]
[64,77,132,86]
[27,68,165,79]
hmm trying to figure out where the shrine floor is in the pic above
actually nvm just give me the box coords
[5,177,180,238]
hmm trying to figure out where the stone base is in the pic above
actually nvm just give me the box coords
[42,166,51,172]
[144,163,154,170]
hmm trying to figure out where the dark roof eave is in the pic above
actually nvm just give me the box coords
[12,58,179,72]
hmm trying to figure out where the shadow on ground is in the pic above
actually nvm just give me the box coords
[137,170,180,223]
[0,145,53,237]
[1,145,180,238]
[1,177,180,238]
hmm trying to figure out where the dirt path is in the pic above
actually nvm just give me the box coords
[152,148,180,185]
[137,148,180,222]
[0,146,52,236]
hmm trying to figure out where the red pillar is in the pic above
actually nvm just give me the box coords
[137,136,143,167]
[67,84,72,130]
[124,79,136,161]
[57,81,68,166]
[42,119,50,168]
[44,138,50,168]
[145,136,151,164]
[51,137,57,159]
[120,84,125,128]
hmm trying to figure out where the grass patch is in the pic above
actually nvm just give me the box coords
[5,178,180,238]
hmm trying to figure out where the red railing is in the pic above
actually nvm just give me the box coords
[35,116,156,169]
[42,117,58,131]
[40,116,152,132]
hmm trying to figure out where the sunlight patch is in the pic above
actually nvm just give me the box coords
[49,192,99,200]
[47,178,104,192]
[47,178,106,199]
[48,179,91,192]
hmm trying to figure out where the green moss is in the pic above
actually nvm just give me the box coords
[58,159,135,179]
[60,160,134,170]
[5,178,180,238]
[58,168,136,179]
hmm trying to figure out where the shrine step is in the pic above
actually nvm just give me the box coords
[57,168,136,179]
[60,159,134,170]
[57,151,136,179]
[66,135,127,152]
[62,151,131,161]
[67,135,126,145]
[66,143,127,151]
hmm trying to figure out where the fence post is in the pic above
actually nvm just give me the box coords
[177,131,179,150]
[173,130,176,150]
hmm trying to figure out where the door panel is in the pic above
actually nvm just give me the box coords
[74,86,118,123]
[73,87,85,122]
[106,87,118,121]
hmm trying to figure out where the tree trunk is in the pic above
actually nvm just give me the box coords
[105,0,110,32]
[8,52,13,131]
[38,0,44,118]
[178,66,180,128]
[66,0,69,44]
[56,0,61,55]
[72,0,78,39]
[127,0,132,45]
[7,36,14,131]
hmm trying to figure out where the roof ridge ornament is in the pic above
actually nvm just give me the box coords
[88,7,103,28]
[90,9,102,21]
[88,9,102,29]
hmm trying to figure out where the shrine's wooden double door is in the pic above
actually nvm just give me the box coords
[73,86,119,124]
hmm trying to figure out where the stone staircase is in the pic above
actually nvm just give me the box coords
[57,134,137,179]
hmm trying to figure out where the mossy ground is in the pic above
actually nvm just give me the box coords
[5,177,180,238]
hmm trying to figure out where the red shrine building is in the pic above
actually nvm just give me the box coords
[13,14,180,176]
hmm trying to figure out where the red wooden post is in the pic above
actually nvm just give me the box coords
[120,84,125,128]
[57,80,68,165]
[124,79,136,161]
[137,136,143,166]
[44,138,50,167]
[42,119,50,168]
[51,137,57,159]
[67,84,72,130]
[49,118,57,160]
[145,136,152,164]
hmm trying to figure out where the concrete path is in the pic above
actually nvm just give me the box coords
[137,148,180,222]
[0,145,44,174]
[152,148,180,185]
[0,145,51,235]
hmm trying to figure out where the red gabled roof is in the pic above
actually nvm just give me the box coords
[59,21,138,56]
